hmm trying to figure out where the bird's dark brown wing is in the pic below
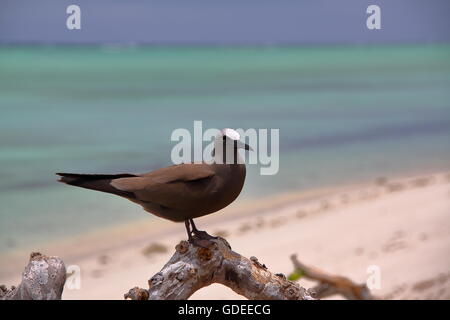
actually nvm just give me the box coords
[110,164,217,210]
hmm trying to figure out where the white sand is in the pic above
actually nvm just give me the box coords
[2,172,449,299]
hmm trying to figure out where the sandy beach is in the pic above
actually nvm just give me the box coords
[1,171,449,300]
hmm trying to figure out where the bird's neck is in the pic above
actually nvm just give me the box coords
[213,141,243,165]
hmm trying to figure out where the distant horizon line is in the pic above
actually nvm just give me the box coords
[0,39,449,48]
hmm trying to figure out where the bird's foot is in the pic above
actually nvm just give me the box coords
[192,229,217,241]
[188,230,217,248]
[185,219,217,247]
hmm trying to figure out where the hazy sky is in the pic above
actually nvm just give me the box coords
[0,0,449,44]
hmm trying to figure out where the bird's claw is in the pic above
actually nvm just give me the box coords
[188,230,217,248]
[192,230,217,241]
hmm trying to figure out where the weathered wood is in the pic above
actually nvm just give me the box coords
[290,254,374,300]
[125,238,315,300]
[1,252,66,300]
[1,239,373,300]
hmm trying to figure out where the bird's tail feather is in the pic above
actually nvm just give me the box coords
[56,172,137,198]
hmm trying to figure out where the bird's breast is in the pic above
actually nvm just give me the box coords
[207,164,246,211]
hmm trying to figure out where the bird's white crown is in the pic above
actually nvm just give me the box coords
[220,128,240,141]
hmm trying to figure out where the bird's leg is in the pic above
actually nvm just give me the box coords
[189,219,217,241]
[185,220,194,241]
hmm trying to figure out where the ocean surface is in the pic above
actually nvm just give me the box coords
[0,45,449,255]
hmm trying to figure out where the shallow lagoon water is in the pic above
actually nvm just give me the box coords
[0,45,449,254]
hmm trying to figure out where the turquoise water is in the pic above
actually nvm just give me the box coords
[0,45,449,254]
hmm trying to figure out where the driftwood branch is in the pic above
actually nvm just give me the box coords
[290,254,374,300]
[125,238,315,300]
[1,240,374,300]
[1,252,66,300]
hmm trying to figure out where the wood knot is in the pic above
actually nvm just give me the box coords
[0,285,8,297]
[124,287,149,300]
[176,241,189,254]
[176,267,197,281]
[148,273,164,288]
[197,247,213,262]
[250,256,267,270]
[29,252,43,261]
[307,288,318,299]
[283,284,300,300]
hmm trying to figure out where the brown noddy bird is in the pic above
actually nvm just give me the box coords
[56,129,252,242]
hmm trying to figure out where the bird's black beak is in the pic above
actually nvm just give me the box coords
[235,140,253,151]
